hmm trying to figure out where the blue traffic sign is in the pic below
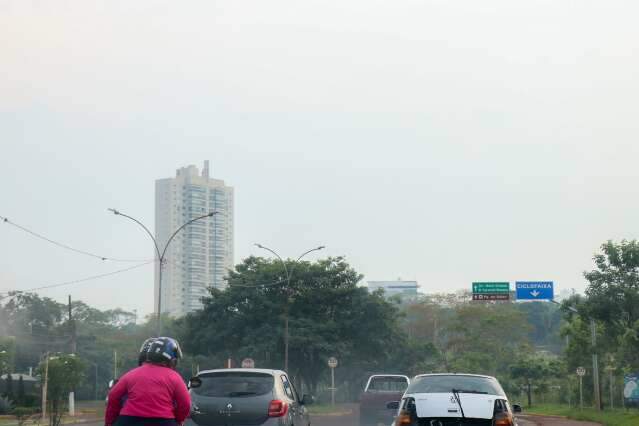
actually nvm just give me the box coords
[516,281,554,300]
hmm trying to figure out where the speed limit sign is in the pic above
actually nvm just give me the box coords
[576,367,586,376]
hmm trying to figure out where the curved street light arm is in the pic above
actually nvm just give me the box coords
[254,243,290,280]
[160,211,218,261]
[290,246,325,278]
[108,209,162,261]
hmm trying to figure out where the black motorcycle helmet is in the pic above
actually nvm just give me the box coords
[138,338,155,366]
[146,337,183,369]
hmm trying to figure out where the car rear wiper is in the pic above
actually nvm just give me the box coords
[451,389,465,419]
[452,389,489,394]
[227,391,258,397]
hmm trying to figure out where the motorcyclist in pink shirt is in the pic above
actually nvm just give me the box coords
[105,337,191,426]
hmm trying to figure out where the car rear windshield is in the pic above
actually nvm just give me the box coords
[367,376,409,392]
[193,372,274,398]
[406,375,505,396]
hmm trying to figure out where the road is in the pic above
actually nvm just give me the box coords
[79,405,601,426]
[311,405,601,426]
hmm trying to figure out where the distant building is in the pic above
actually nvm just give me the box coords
[155,161,234,317]
[367,280,419,299]
[0,374,39,394]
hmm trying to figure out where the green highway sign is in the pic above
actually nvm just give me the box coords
[472,282,510,294]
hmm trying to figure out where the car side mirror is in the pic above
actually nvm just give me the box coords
[513,404,522,413]
[386,401,400,410]
[189,377,202,389]
[301,394,314,405]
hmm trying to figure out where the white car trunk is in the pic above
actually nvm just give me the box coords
[413,393,497,419]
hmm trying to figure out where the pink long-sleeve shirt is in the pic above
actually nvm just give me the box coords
[105,363,191,425]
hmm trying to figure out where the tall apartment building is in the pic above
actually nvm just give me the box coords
[155,161,234,316]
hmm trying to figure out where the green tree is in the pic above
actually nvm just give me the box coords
[38,354,86,426]
[2,292,64,335]
[0,337,17,376]
[444,303,531,378]
[180,256,411,396]
[583,240,639,371]
[511,354,563,407]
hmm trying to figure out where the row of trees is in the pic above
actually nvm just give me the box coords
[2,240,637,410]
[176,256,573,403]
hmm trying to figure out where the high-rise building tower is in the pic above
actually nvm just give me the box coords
[155,161,234,316]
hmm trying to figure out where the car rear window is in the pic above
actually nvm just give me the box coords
[367,376,409,392]
[406,375,505,396]
[193,372,274,397]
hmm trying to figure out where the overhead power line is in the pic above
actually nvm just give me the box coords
[1,215,152,262]
[0,260,154,296]
[228,278,288,288]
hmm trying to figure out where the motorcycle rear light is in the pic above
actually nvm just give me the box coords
[268,399,288,417]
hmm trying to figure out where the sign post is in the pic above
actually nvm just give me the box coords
[515,282,554,301]
[328,357,338,406]
[577,367,586,409]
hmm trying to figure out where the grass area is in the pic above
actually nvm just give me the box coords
[0,401,105,426]
[307,403,353,416]
[525,403,639,426]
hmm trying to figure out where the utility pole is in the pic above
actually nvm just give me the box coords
[68,296,76,416]
[609,369,614,409]
[41,353,49,421]
[113,350,118,379]
[94,364,98,401]
[591,319,601,410]
[68,295,76,353]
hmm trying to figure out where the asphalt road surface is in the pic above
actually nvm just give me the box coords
[82,406,601,426]
[311,405,602,426]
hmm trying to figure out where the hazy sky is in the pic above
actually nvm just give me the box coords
[2,1,638,316]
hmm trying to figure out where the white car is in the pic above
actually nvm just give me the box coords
[388,373,521,426]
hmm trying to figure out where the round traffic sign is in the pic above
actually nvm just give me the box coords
[328,357,338,368]
[241,358,255,368]
[576,367,586,377]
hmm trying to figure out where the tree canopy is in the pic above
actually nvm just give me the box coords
[179,256,426,394]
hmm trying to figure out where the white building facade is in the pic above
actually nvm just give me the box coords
[367,280,419,299]
[155,161,234,317]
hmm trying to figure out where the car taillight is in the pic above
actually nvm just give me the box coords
[395,410,412,426]
[494,412,513,426]
[268,400,288,417]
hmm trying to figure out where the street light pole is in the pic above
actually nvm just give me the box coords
[254,244,325,372]
[109,208,218,335]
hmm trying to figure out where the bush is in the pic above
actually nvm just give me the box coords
[0,395,15,414]
[13,406,40,426]
[19,394,40,408]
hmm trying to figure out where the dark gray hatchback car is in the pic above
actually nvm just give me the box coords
[189,368,312,426]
